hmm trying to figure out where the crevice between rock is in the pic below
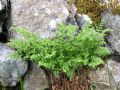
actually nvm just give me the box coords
[0,0,11,43]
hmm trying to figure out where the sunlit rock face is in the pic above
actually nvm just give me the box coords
[0,43,28,86]
[102,11,120,54]
[11,0,69,39]
[90,57,120,90]
[24,63,48,90]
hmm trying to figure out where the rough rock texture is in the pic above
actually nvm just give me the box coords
[76,14,92,29]
[102,11,120,54]
[0,0,7,10]
[90,57,120,90]
[0,21,3,33]
[11,0,71,89]
[11,0,69,39]
[0,43,28,86]
[0,0,11,43]
[24,63,48,90]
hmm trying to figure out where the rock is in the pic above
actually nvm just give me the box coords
[0,0,5,32]
[0,43,28,86]
[69,4,77,17]
[90,57,120,90]
[0,21,3,33]
[24,63,48,90]
[0,0,11,43]
[100,0,120,9]
[66,15,77,25]
[10,0,77,89]
[102,11,120,54]
[76,14,92,29]
[70,4,77,17]
[0,0,7,11]
[11,0,69,39]
[0,0,6,33]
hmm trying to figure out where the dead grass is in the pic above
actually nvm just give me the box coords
[46,67,91,90]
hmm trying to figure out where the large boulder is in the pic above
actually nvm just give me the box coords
[102,11,120,54]
[90,57,120,90]
[0,43,28,86]
[11,0,69,39]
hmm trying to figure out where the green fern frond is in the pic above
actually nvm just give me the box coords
[9,23,110,79]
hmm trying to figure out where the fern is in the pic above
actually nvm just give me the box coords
[9,24,110,79]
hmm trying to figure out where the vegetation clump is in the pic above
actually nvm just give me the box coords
[109,1,120,15]
[74,0,120,23]
[74,0,106,23]
[9,24,109,79]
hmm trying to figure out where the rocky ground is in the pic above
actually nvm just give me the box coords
[0,0,120,90]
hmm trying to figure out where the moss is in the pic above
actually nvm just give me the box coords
[107,0,120,15]
[75,0,106,23]
[112,5,120,15]
[74,0,120,23]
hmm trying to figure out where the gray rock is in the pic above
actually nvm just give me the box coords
[0,0,6,33]
[90,58,120,90]
[102,11,120,54]
[100,0,120,9]
[0,43,28,86]
[69,4,77,17]
[24,63,48,90]
[66,15,77,25]
[0,21,3,33]
[0,0,7,11]
[0,0,11,43]
[76,14,92,29]
[11,0,69,39]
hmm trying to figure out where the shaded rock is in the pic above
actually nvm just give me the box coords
[0,43,28,86]
[76,14,92,29]
[102,11,120,54]
[0,21,3,33]
[0,0,11,43]
[90,57,120,90]
[0,0,7,10]
[24,63,48,90]
[11,0,69,39]
[66,15,77,25]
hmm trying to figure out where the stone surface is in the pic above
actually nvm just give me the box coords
[90,57,120,90]
[11,0,69,39]
[24,63,48,90]
[68,3,77,17]
[66,15,77,25]
[102,11,120,54]
[0,0,9,31]
[0,0,7,11]
[0,0,7,32]
[76,14,92,29]
[0,43,28,86]
[0,0,11,43]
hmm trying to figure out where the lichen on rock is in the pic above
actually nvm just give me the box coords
[0,43,28,86]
